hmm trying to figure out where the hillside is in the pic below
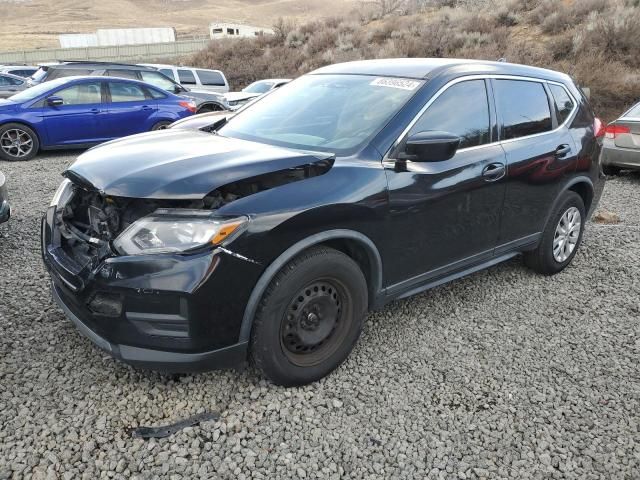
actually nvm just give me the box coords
[0,0,359,51]
[190,0,640,122]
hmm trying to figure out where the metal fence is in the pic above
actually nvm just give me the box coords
[0,39,211,65]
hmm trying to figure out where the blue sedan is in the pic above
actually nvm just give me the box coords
[0,76,196,161]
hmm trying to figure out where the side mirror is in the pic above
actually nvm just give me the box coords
[174,84,185,94]
[47,96,63,107]
[399,131,460,162]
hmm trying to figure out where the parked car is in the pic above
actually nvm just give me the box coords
[43,58,605,386]
[28,62,227,113]
[140,64,230,93]
[0,171,9,223]
[601,101,640,174]
[0,73,28,98]
[0,76,195,161]
[0,65,38,78]
[224,78,290,110]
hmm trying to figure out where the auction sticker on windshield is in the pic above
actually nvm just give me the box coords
[370,78,421,90]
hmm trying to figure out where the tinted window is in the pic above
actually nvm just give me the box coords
[196,70,225,86]
[409,80,490,149]
[108,82,147,102]
[0,76,9,86]
[140,71,176,92]
[159,68,175,80]
[54,82,102,105]
[495,80,552,139]
[106,69,139,80]
[549,84,575,125]
[8,76,24,86]
[48,68,92,81]
[178,69,197,85]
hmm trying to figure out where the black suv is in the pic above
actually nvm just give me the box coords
[29,61,226,112]
[42,59,605,386]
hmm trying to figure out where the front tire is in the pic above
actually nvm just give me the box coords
[524,191,585,275]
[0,123,39,161]
[250,246,368,386]
[151,121,172,131]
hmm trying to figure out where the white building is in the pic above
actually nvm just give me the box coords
[209,23,274,40]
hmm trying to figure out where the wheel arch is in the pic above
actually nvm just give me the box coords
[239,229,383,344]
[542,176,594,231]
[196,102,225,113]
[0,120,42,151]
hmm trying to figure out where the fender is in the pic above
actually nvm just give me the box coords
[543,175,594,228]
[238,229,384,343]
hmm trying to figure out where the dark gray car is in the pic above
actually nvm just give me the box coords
[602,101,640,174]
[0,73,27,99]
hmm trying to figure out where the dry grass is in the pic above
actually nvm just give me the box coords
[0,0,360,51]
[191,0,640,121]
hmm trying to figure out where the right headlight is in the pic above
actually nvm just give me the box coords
[113,209,248,256]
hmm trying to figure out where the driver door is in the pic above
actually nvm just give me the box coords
[383,79,508,289]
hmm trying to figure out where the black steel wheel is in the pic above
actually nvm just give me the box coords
[250,246,368,386]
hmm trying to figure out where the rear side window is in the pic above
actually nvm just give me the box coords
[48,68,92,81]
[54,82,102,105]
[624,102,640,119]
[409,79,491,149]
[159,68,175,80]
[196,70,225,86]
[108,82,147,102]
[549,84,575,125]
[106,69,139,80]
[178,69,197,85]
[495,80,552,140]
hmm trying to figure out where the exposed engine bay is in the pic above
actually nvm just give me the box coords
[56,161,332,268]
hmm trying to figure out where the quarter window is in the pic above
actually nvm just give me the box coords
[178,69,197,85]
[494,80,552,140]
[54,82,102,105]
[409,79,491,150]
[196,70,225,86]
[549,84,575,125]
[108,82,147,102]
[106,69,139,80]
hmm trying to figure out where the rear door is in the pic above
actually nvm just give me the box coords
[100,80,157,138]
[41,80,104,145]
[493,78,578,250]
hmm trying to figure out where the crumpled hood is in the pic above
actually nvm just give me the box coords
[65,129,334,200]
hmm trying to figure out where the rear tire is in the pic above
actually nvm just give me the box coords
[0,123,39,161]
[250,246,368,386]
[151,121,172,131]
[524,191,585,275]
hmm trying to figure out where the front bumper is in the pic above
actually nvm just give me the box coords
[42,206,262,373]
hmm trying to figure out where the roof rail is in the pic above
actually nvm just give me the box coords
[56,60,153,68]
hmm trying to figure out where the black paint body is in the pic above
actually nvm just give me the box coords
[42,59,605,372]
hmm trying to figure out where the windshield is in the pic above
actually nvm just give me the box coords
[8,76,71,102]
[243,81,274,94]
[30,67,48,83]
[219,74,423,155]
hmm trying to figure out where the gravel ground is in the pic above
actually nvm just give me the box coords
[0,153,638,480]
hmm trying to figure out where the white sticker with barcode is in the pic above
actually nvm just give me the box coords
[370,77,421,90]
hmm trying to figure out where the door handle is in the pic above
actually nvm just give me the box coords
[482,162,506,181]
[555,144,571,158]
[141,105,153,111]
[90,108,100,114]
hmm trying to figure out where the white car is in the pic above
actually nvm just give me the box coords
[224,78,291,110]
[140,64,229,93]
